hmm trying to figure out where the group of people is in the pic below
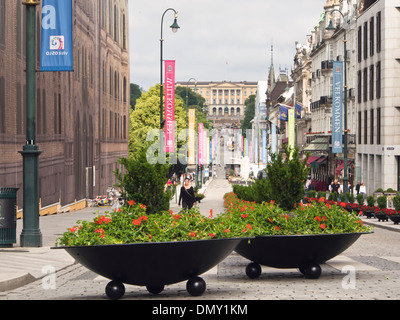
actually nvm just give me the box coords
[329,179,366,196]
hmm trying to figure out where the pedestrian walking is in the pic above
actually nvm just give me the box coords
[178,178,196,210]
[360,182,366,198]
[355,181,361,195]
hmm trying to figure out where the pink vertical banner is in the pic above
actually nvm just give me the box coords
[250,141,254,163]
[198,123,204,164]
[164,60,175,152]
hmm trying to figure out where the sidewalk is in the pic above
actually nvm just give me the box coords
[1,177,399,293]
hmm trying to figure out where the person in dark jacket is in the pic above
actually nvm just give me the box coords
[178,178,196,210]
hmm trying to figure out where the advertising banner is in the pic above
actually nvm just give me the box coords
[262,130,267,164]
[40,0,73,71]
[198,123,204,164]
[164,60,176,153]
[332,61,343,154]
[188,109,195,164]
[288,109,295,149]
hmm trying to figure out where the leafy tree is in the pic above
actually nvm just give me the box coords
[240,94,256,136]
[129,84,186,158]
[130,83,142,110]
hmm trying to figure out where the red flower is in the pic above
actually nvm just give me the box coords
[315,216,322,222]
[69,227,77,233]
[320,224,326,229]
[208,233,215,238]
[132,219,141,226]
[173,214,180,220]
[127,200,135,206]
[240,206,247,211]
[318,197,325,203]
[223,229,231,233]
[246,224,252,230]
[274,226,280,231]
[242,228,247,233]
[209,209,214,218]
[189,231,196,237]
[241,213,248,218]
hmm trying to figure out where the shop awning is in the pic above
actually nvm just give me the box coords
[303,137,330,152]
[306,156,320,165]
[335,160,353,174]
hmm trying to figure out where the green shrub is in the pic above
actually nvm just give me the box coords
[114,149,172,215]
[392,195,400,211]
[308,190,316,198]
[263,144,310,210]
[356,193,364,206]
[317,191,326,199]
[347,192,355,204]
[377,195,387,210]
[366,195,375,207]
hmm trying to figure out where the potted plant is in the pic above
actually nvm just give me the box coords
[225,146,373,280]
[54,203,248,299]
[356,193,364,206]
[194,192,205,203]
[390,194,400,224]
[375,195,389,222]
[224,193,372,280]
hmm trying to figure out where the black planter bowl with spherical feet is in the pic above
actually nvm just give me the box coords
[235,233,371,279]
[54,238,242,299]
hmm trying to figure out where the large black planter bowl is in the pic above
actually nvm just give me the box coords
[235,233,371,280]
[53,238,241,299]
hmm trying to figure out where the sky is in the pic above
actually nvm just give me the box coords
[129,1,325,91]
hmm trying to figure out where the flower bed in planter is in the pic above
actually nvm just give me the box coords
[223,193,373,279]
[54,202,251,299]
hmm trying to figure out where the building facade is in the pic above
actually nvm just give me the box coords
[177,81,258,129]
[0,0,130,214]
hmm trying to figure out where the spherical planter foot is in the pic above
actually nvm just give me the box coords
[146,284,165,295]
[302,264,321,279]
[105,280,125,300]
[186,277,206,296]
[245,262,261,279]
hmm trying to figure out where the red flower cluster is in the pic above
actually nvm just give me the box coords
[132,215,148,226]
[94,216,112,225]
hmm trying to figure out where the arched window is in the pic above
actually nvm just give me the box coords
[213,108,217,116]
[237,107,241,116]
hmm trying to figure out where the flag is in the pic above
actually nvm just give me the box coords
[295,103,302,119]
[40,0,73,71]
[164,60,176,152]
[332,61,343,154]
[280,105,288,121]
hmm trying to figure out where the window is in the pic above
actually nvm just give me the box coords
[376,62,381,99]
[369,65,374,101]
[370,17,374,57]
[357,26,362,62]
[0,0,5,45]
[364,110,367,145]
[358,111,362,145]
[363,68,368,102]
[363,22,368,60]
[357,71,362,103]
[377,107,381,144]
[370,109,374,144]
[0,77,5,133]
[236,108,241,116]
[212,108,216,116]
[376,12,381,53]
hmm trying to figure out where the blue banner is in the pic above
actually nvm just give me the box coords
[262,130,267,164]
[279,105,288,121]
[332,61,343,153]
[40,0,73,71]
[295,103,302,119]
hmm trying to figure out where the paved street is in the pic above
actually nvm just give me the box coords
[1,175,400,301]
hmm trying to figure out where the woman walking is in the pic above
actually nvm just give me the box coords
[178,178,196,210]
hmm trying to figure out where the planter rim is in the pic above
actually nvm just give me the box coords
[52,237,249,250]
[251,232,373,239]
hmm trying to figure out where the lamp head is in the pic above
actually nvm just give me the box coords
[325,16,336,31]
[170,13,180,33]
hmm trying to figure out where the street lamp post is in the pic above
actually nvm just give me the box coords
[19,0,42,247]
[326,10,349,202]
[160,8,180,156]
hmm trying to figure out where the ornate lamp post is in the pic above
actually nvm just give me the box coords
[326,10,349,202]
[19,0,43,247]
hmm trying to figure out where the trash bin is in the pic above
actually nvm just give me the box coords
[0,188,19,248]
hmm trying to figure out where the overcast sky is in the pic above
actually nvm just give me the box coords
[129,1,325,91]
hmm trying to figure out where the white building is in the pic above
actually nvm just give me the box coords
[355,0,400,193]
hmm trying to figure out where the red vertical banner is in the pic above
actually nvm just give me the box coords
[164,60,175,153]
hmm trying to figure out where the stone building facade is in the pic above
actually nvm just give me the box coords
[0,0,130,213]
[177,81,258,129]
